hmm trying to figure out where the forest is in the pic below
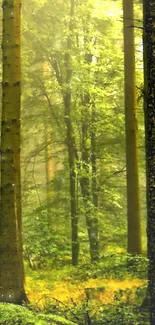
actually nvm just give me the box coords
[0,0,155,324]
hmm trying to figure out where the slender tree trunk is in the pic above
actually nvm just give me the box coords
[123,0,141,254]
[0,0,27,303]
[79,40,99,261]
[64,91,79,266]
[63,0,79,266]
[52,0,79,266]
[44,124,55,228]
[91,106,98,209]
[80,93,99,262]
[90,104,99,259]
[143,0,155,321]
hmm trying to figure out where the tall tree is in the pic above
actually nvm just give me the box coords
[80,46,99,261]
[143,0,155,321]
[58,0,79,266]
[0,0,27,303]
[123,0,141,254]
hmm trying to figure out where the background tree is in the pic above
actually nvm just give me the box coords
[20,0,145,267]
[123,0,141,254]
[21,0,128,261]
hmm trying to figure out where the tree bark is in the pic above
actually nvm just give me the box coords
[123,0,141,254]
[0,0,27,303]
[143,0,155,321]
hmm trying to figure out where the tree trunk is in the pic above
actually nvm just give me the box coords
[143,0,155,321]
[123,0,141,254]
[91,104,99,259]
[64,91,79,266]
[91,106,98,209]
[0,0,27,303]
[63,0,79,266]
[79,38,99,261]
[52,0,79,266]
[80,93,99,262]
[44,124,55,228]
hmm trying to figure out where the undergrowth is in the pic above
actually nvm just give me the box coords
[1,253,149,325]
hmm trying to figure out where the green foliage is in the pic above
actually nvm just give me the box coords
[21,0,134,262]
[0,304,47,325]
[24,251,148,324]
[126,255,148,279]
[67,253,148,281]
[20,0,146,269]
[39,314,78,325]
[92,305,149,325]
[34,285,149,325]
[0,304,79,325]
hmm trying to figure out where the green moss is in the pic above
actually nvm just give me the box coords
[0,303,78,325]
[0,303,47,325]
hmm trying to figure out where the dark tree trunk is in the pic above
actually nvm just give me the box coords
[64,91,79,266]
[143,0,155,322]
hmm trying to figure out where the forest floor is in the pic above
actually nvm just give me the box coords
[23,256,149,324]
[25,268,146,308]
